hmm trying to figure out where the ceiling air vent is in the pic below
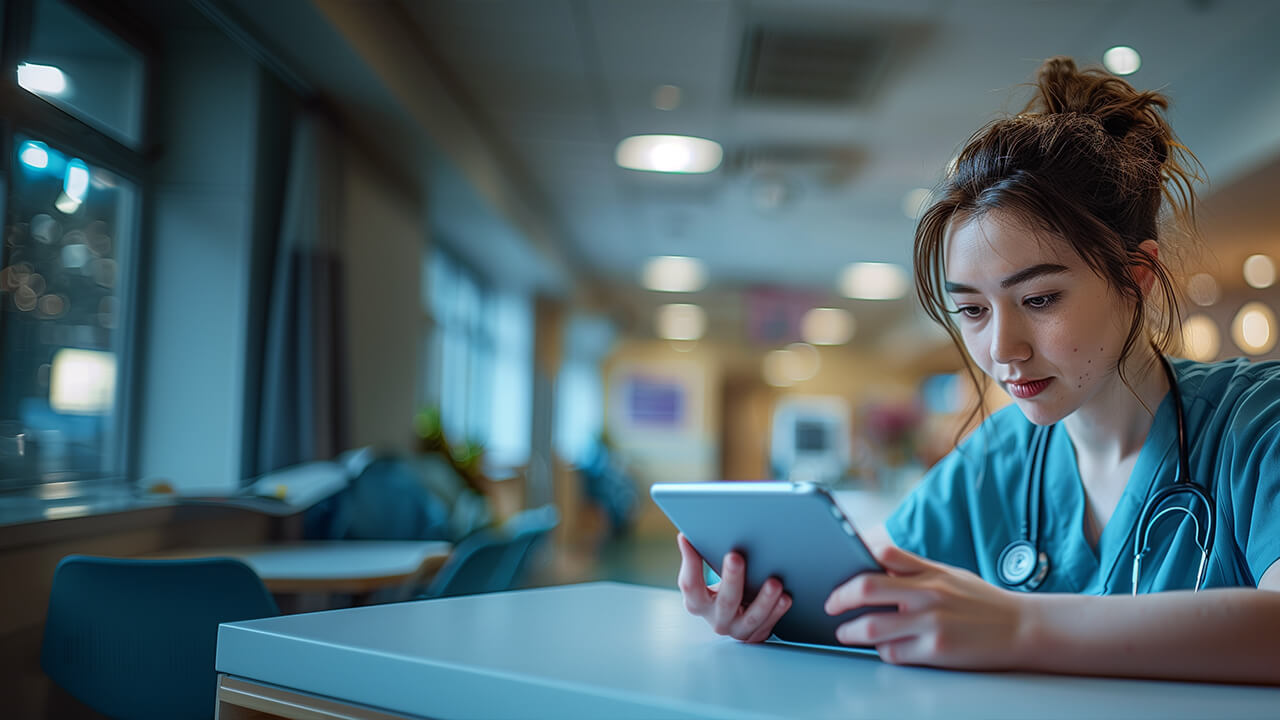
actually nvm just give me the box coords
[726,145,866,186]
[737,26,893,105]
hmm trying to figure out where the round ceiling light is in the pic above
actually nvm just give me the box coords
[642,256,706,292]
[1231,301,1277,355]
[840,262,909,300]
[801,307,855,345]
[1180,313,1220,362]
[1102,46,1141,75]
[1243,254,1276,289]
[615,135,723,174]
[655,303,706,341]
[1186,273,1220,307]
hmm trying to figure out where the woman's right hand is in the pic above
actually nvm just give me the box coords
[676,533,792,643]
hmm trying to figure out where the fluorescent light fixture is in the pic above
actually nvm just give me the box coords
[64,159,90,202]
[642,255,706,292]
[1233,302,1276,355]
[615,135,723,174]
[17,62,67,96]
[50,348,116,414]
[655,303,706,340]
[1186,273,1220,307]
[801,307,855,345]
[901,188,933,220]
[840,262,909,300]
[1243,254,1276,289]
[1102,46,1141,75]
[19,140,49,169]
[1181,313,1220,362]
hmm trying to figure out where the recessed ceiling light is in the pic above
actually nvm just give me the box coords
[642,256,707,292]
[655,303,706,340]
[801,307,855,345]
[615,135,723,174]
[840,262,909,300]
[1243,254,1276,289]
[653,84,682,111]
[901,188,933,220]
[1232,301,1276,355]
[1186,273,1220,307]
[1102,46,1141,75]
[1181,314,1220,362]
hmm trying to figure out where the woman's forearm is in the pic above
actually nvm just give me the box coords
[1017,589,1280,684]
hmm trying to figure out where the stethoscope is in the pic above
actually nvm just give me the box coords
[996,354,1215,594]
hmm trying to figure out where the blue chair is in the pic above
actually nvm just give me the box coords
[418,527,514,598]
[42,555,279,720]
[490,504,560,591]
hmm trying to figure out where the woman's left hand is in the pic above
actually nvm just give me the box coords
[825,544,1030,669]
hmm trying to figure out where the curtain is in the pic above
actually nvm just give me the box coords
[255,111,349,474]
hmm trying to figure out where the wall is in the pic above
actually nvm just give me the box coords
[136,28,261,493]
[342,150,425,454]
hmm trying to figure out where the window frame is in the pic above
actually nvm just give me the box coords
[0,0,155,490]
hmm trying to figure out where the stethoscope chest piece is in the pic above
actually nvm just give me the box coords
[997,539,1049,590]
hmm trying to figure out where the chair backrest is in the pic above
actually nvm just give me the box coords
[489,505,560,592]
[42,555,279,720]
[420,528,513,598]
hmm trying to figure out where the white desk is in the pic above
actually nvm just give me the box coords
[215,582,1280,720]
[148,541,451,596]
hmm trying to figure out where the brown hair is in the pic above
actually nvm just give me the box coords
[914,56,1203,431]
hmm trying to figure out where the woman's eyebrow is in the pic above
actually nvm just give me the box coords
[944,263,1070,293]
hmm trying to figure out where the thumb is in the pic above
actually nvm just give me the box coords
[874,544,931,575]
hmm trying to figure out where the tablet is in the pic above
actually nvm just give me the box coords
[651,481,889,647]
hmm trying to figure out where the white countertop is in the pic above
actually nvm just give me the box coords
[216,582,1280,720]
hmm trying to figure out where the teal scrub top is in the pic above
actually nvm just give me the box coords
[885,357,1280,593]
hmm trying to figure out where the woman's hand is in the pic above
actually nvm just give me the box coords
[825,544,1030,669]
[676,533,792,643]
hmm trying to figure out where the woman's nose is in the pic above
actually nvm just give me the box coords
[990,311,1032,365]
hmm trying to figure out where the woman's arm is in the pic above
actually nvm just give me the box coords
[1018,576,1280,684]
[828,546,1280,684]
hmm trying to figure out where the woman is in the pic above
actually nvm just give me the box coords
[676,57,1280,683]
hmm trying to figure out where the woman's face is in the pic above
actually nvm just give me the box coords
[943,210,1134,426]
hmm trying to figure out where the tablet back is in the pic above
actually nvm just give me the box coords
[651,481,886,647]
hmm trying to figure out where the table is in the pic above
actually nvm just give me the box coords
[214,582,1280,719]
[148,540,451,595]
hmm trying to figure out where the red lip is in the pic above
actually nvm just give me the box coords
[1007,378,1052,399]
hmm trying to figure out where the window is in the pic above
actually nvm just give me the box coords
[0,0,147,487]
[422,248,532,468]
[20,0,146,147]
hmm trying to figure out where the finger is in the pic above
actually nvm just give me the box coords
[676,534,714,614]
[825,572,935,615]
[834,607,921,647]
[873,544,933,575]
[745,593,792,644]
[729,577,782,640]
[711,552,746,632]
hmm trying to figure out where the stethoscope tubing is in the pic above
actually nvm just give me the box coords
[999,355,1214,593]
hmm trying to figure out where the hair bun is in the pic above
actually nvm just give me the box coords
[1030,56,1162,140]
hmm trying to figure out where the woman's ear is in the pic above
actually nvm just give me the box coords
[1132,239,1160,295]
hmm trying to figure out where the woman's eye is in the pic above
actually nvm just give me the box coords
[1025,292,1061,309]
[958,305,986,318]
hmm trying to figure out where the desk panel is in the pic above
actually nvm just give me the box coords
[217,582,1280,719]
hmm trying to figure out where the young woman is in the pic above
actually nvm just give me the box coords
[676,57,1280,684]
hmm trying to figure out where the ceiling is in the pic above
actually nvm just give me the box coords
[217,0,1280,351]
